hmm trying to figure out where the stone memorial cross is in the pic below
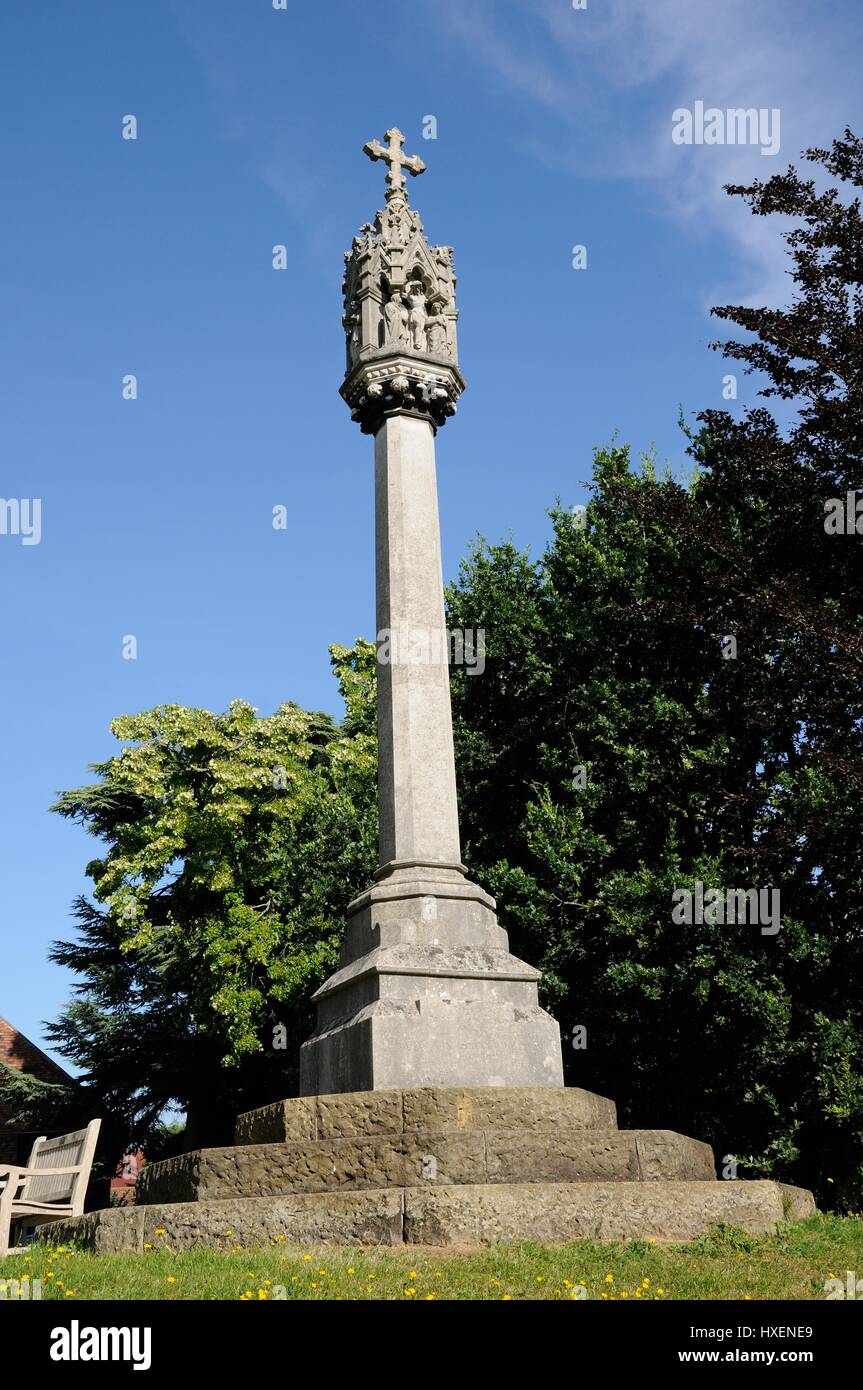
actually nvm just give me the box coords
[362,127,426,197]
[299,130,564,1095]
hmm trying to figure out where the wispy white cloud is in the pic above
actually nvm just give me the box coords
[437,0,861,308]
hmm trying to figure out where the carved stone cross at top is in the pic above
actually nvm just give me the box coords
[362,127,426,198]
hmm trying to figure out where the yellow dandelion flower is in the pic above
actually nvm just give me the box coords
[604,1274,614,1284]
[501,1294,512,1301]
[166,1277,176,1285]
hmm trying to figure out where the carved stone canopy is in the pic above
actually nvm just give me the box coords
[340,128,464,432]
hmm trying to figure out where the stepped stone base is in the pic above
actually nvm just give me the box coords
[137,1128,714,1204]
[35,1087,816,1252]
[234,1085,617,1145]
[40,1181,815,1252]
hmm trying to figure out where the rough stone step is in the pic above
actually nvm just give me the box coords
[403,1181,816,1246]
[40,1180,815,1252]
[234,1084,617,1145]
[138,1128,714,1204]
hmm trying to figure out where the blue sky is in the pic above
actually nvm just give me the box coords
[2,0,861,1067]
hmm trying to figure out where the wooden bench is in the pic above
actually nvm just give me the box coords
[0,1119,101,1256]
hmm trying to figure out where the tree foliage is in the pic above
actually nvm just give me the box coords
[447,130,863,1210]
[47,645,377,1149]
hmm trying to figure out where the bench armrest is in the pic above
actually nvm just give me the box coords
[14,1165,83,1178]
[0,1167,24,1198]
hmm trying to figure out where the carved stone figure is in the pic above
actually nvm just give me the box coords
[384,293,408,346]
[406,282,427,351]
[426,303,448,358]
[345,299,361,366]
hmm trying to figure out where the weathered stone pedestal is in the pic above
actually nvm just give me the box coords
[41,1086,814,1251]
[299,860,564,1096]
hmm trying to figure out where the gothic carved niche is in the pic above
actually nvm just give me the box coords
[342,199,460,373]
[376,200,418,248]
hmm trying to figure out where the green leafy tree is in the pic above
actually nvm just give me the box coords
[446,130,863,1210]
[0,1063,79,1134]
[46,644,377,1150]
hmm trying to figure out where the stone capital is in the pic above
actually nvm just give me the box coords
[340,351,466,435]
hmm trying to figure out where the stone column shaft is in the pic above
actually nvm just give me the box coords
[375,414,461,869]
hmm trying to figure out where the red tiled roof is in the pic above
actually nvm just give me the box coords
[0,1015,73,1086]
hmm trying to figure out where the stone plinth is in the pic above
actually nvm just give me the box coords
[40,1181,815,1252]
[137,1130,714,1205]
[299,858,564,1095]
[235,1084,617,1144]
[38,1086,816,1250]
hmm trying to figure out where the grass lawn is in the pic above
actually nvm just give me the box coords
[1,1213,861,1301]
